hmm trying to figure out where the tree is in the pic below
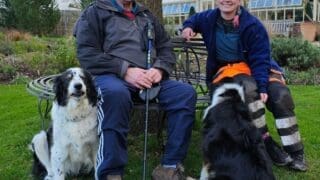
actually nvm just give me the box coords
[188,6,196,18]
[0,0,15,27]
[138,0,163,23]
[4,0,60,35]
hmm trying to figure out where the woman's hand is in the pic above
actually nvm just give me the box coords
[260,93,268,103]
[181,27,196,41]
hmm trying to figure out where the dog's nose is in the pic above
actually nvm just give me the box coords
[74,83,82,90]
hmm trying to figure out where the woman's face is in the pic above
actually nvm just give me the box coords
[217,0,240,17]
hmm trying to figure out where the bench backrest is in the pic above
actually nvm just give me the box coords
[171,37,210,109]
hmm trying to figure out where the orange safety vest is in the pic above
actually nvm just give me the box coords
[212,62,251,83]
[212,62,286,85]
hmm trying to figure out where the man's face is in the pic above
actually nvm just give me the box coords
[217,0,240,14]
[121,0,134,3]
[117,0,134,7]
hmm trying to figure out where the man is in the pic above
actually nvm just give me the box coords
[182,0,307,171]
[74,0,196,179]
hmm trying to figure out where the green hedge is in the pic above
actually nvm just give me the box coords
[271,37,320,71]
[1,34,320,85]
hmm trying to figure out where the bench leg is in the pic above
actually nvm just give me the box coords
[37,98,52,130]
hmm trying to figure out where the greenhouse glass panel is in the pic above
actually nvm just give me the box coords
[257,0,265,8]
[249,0,258,8]
[292,0,302,5]
[171,4,178,14]
[265,0,273,7]
[163,5,169,15]
[276,0,284,6]
[283,0,291,6]
[183,3,192,13]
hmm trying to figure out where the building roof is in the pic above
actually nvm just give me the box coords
[248,0,303,9]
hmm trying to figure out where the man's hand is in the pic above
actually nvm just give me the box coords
[124,67,153,89]
[181,27,196,41]
[146,68,163,84]
[260,93,268,103]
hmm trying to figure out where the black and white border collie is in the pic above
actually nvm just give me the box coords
[30,67,98,180]
[200,83,275,180]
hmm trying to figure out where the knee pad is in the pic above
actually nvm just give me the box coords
[267,83,295,117]
[233,75,259,102]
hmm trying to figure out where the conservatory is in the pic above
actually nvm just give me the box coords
[247,0,319,40]
[162,0,319,41]
[162,0,216,31]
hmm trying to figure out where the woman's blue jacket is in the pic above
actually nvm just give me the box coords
[183,7,281,93]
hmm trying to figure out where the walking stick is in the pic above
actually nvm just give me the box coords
[142,21,153,180]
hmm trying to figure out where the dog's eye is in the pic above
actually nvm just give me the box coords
[66,74,73,80]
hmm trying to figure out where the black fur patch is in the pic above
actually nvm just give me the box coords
[202,84,275,180]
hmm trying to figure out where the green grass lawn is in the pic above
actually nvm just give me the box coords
[0,84,319,179]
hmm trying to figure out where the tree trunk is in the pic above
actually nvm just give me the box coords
[138,0,163,23]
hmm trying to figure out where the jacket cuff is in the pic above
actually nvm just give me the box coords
[258,84,267,94]
[153,61,172,76]
[120,61,129,78]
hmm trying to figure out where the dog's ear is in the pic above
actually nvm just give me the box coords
[53,74,68,106]
[83,70,98,106]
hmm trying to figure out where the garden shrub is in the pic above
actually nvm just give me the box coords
[5,30,31,41]
[284,67,320,85]
[0,41,13,55]
[271,37,320,71]
[1,31,320,85]
[10,74,31,84]
[0,56,17,81]
[0,31,5,40]
[52,37,79,72]
[11,37,47,54]
[0,63,16,81]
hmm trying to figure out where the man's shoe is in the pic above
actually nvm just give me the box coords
[106,175,122,180]
[152,164,186,180]
[289,153,308,171]
[264,137,293,166]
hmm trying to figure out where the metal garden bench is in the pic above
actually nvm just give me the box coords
[171,37,210,110]
[26,74,57,129]
[26,38,210,131]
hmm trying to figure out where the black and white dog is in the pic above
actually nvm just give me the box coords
[30,67,98,179]
[200,83,275,180]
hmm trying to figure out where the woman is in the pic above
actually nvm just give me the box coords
[182,0,307,171]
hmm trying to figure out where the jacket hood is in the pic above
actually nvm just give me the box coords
[238,7,259,30]
[96,0,147,13]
